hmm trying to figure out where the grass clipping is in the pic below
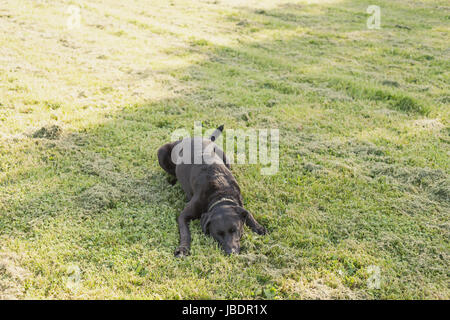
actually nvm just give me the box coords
[0,251,30,300]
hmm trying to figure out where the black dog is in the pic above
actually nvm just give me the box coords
[157,125,267,257]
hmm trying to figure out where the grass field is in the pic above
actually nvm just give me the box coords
[0,0,449,299]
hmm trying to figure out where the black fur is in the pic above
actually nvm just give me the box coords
[157,126,267,256]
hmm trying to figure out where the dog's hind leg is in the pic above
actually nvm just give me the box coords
[157,142,177,182]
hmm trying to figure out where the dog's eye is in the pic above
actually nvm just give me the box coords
[229,228,235,233]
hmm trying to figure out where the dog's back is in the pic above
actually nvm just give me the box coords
[159,136,231,201]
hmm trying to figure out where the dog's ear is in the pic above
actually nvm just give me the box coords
[235,207,249,221]
[201,212,212,235]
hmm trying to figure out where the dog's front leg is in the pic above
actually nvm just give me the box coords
[174,199,200,257]
[245,212,267,235]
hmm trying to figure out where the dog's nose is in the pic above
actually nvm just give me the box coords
[225,247,240,255]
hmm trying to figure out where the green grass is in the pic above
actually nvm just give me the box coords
[0,0,449,299]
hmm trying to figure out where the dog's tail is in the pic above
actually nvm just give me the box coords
[210,125,224,142]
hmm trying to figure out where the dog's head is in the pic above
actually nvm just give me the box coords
[201,205,248,254]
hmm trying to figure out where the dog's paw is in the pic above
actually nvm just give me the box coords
[255,225,267,235]
[174,246,190,257]
[168,176,177,186]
